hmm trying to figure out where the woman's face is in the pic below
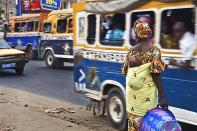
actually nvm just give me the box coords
[134,18,152,40]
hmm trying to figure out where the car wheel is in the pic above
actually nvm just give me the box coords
[45,51,56,68]
[106,88,127,131]
[15,67,24,75]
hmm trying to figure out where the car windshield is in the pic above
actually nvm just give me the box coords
[0,39,11,49]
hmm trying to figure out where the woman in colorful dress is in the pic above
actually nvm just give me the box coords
[122,16,168,131]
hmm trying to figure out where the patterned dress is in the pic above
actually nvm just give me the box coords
[122,46,166,131]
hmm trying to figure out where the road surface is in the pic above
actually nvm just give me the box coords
[0,60,88,105]
[0,60,197,131]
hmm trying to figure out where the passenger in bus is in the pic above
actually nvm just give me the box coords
[21,24,27,32]
[101,16,113,40]
[169,21,196,68]
[105,23,124,41]
[58,21,66,33]
[105,14,125,41]
[161,21,178,49]
[101,16,112,30]
[122,16,168,131]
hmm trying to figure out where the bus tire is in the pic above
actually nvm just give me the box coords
[106,88,127,131]
[15,67,24,75]
[26,46,35,60]
[45,51,56,68]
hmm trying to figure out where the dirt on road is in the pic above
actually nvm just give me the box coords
[0,87,117,131]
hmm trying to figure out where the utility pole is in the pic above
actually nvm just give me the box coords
[5,0,8,23]
[4,0,8,36]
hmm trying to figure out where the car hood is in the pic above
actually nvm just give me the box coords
[0,49,25,57]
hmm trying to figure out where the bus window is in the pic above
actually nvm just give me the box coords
[14,23,20,32]
[100,13,125,46]
[130,11,155,46]
[78,17,85,38]
[27,21,34,31]
[44,23,52,33]
[57,19,67,33]
[35,21,38,31]
[21,22,27,32]
[160,8,195,49]
[87,14,96,45]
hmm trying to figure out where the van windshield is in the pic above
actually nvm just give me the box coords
[0,39,11,49]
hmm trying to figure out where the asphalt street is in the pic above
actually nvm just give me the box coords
[0,60,197,130]
[0,60,88,106]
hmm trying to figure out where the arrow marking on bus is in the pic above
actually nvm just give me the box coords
[79,69,85,82]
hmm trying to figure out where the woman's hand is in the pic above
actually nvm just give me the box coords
[160,96,168,109]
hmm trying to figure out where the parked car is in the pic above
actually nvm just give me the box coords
[0,38,28,75]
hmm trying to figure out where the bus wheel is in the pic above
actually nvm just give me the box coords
[26,46,35,59]
[45,51,55,68]
[15,67,24,75]
[106,88,127,130]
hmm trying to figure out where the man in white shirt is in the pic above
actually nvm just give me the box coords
[170,22,196,68]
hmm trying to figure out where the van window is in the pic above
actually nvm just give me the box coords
[57,19,67,33]
[44,23,52,33]
[27,21,34,31]
[160,8,195,49]
[100,13,125,46]
[87,14,96,45]
[130,11,155,46]
[14,23,20,32]
[21,22,27,32]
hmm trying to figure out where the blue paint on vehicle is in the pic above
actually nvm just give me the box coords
[74,59,197,113]
[6,35,41,50]
[41,40,73,56]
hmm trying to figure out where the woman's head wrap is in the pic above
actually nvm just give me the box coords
[134,16,152,40]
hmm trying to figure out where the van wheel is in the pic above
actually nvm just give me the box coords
[45,51,56,68]
[15,67,24,75]
[106,88,127,131]
[26,46,35,59]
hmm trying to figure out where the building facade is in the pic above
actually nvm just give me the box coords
[0,0,16,21]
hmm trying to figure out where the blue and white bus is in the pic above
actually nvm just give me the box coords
[73,0,197,130]
[5,14,48,59]
[40,9,73,68]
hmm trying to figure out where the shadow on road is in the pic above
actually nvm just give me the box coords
[34,66,73,71]
[0,71,19,77]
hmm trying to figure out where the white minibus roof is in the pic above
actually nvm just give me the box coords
[85,0,196,14]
